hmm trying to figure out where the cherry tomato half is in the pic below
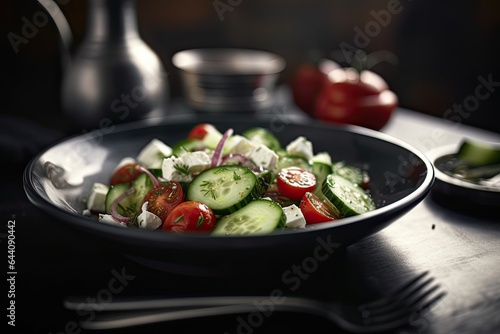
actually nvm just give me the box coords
[142,181,184,221]
[162,201,216,233]
[110,163,143,185]
[299,192,340,224]
[187,123,217,140]
[277,167,316,201]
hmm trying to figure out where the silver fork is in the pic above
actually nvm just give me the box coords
[65,271,446,332]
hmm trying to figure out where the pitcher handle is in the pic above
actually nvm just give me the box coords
[37,0,73,70]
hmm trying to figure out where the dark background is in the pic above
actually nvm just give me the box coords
[2,0,500,133]
[1,2,500,333]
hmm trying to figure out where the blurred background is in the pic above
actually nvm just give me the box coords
[2,0,499,133]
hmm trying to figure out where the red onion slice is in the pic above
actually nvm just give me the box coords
[211,128,234,167]
[220,153,263,172]
[110,187,135,223]
[220,153,248,165]
[138,165,160,187]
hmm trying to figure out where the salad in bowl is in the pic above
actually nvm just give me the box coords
[24,115,434,275]
[85,123,376,235]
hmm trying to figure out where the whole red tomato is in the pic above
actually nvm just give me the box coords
[290,59,340,115]
[314,67,398,131]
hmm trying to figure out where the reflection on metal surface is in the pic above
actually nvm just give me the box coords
[44,161,72,189]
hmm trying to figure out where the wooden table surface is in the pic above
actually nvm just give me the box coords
[2,90,499,334]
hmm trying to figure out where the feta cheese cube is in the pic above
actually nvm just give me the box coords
[98,214,127,228]
[286,136,314,161]
[162,156,193,183]
[161,151,212,182]
[137,202,162,230]
[248,144,279,170]
[226,135,258,156]
[180,151,212,174]
[86,182,109,213]
[283,204,306,229]
[137,138,173,168]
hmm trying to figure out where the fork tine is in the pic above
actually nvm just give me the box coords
[366,283,442,323]
[365,285,446,324]
[400,283,441,310]
[413,290,447,315]
[359,271,430,311]
[365,275,435,316]
[398,284,447,318]
[361,288,447,331]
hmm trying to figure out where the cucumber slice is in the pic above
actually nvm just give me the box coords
[276,149,288,157]
[457,138,500,166]
[212,200,286,236]
[105,172,155,216]
[277,155,312,172]
[105,183,132,215]
[242,127,281,151]
[148,168,163,178]
[311,152,332,165]
[255,170,273,197]
[171,139,205,157]
[322,174,376,217]
[312,162,333,194]
[332,161,369,188]
[129,173,155,211]
[186,165,259,215]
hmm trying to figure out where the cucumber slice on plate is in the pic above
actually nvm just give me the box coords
[212,199,286,236]
[187,165,260,215]
[457,138,500,166]
[322,173,376,217]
